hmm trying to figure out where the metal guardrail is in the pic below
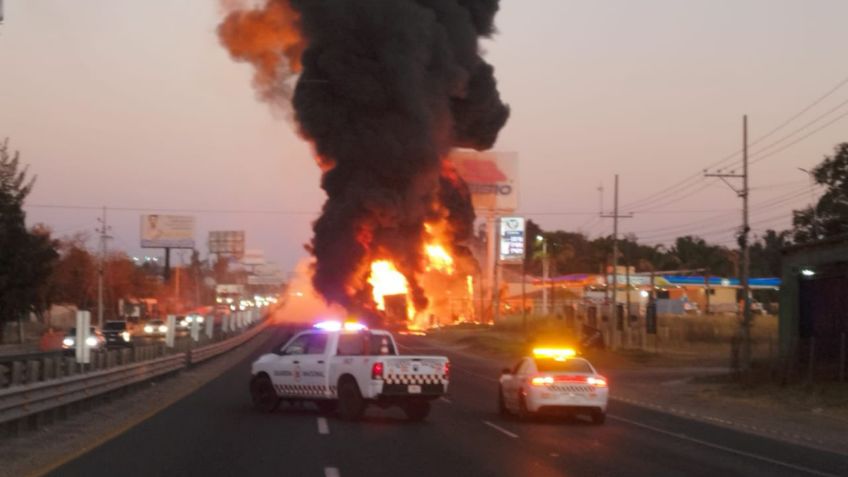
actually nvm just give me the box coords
[0,318,270,427]
[189,321,268,364]
[0,353,185,425]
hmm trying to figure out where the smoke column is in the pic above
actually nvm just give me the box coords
[219,0,509,316]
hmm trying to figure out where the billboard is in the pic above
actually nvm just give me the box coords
[449,150,518,213]
[140,215,195,249]
[242,249,266,266]
[208,230,245,258]
[499,216,525,262]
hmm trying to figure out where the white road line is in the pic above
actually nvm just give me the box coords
[317,417,329,435]
[439,397,452,404]
[324,467,341,477]
[609,415,840,477]
[483,420,519,439]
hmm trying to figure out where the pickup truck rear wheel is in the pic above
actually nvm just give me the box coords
[250,374,279,413]
[403,399,431,421]
[337,377,365,421]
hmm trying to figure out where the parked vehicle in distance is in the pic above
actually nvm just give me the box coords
[62,327,106,353]
[103,320,134,349]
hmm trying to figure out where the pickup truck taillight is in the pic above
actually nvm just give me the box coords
[444,361,450,380]
[371,362,384,380]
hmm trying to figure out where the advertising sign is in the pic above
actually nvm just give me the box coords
[208,231,245,258]
[242,249,266,266]
[449,150,518,212]
[140,215,195,249]
[499,216,525,262]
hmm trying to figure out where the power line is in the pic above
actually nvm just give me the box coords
[621,72,848,210]
[26,204,320,216]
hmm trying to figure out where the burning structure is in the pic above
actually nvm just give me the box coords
[219,0,509,327]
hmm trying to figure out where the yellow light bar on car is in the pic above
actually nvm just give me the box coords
[532,348,576,360]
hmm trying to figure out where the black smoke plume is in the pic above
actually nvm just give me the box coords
[220,0,509,315]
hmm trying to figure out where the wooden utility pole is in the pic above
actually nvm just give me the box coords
[705,115,752,371]
[96,207,111,327]
[601,175,633,349]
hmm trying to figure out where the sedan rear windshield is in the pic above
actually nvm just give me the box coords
[535,359,593,373]
[103,322,127,331]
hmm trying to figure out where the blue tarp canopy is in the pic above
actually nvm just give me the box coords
[662,275,781,289]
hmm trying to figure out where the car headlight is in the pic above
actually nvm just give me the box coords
[197,316,204,323]
[144,325,153,333]
[62,337,74,347]
[121,331,131,341]
[158,325,167,333]
[85,336,98,347]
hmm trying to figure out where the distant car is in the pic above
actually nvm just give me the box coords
[498,348,609,424]
[103,321,133,348]
[179,314,205,330]
[62,327,106,352]
[142,319,168,337]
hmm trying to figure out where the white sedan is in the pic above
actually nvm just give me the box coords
[498,348,608,424]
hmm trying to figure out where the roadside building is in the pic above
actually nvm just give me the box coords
[779,236,848,377]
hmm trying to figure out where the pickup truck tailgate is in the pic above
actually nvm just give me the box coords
[380,356,449,395]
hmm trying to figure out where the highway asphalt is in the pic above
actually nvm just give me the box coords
[49,324,848,477]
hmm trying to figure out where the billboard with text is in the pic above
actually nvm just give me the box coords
[140,215,195,249]
[449,150,518,213]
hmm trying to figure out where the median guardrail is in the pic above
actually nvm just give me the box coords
[0,353,186,425]
[0,315,271,432]
[189,320,268,365]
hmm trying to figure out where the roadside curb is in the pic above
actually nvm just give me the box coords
[610,394,848,457]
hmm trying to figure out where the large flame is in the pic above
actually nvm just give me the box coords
[424,244,455,275]
[368,260,409,311]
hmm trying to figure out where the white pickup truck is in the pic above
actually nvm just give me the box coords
[249,322,450,421]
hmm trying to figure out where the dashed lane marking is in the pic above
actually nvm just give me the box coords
[483,420,519,439]
[324,467,341,477]
[439,397,452,404]
[609,414,840,477]
[317,417,329,435]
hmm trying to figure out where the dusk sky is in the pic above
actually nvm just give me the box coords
[2,0,847,273]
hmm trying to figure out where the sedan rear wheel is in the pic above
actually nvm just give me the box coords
[497,386,509,416]
[517,393,531,419]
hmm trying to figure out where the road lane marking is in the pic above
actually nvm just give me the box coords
[324,467,341,477]
[317,417,329,435]
[609,415,840,477]
[439,397,452,404]
[483,420,519,439]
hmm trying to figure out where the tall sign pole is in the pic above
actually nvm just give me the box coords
[705,115,751,371]
[601,174,633,349]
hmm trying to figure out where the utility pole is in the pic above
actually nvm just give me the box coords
[601,175,633,349]
[537,236,550,315]
[705,115,752,372]
[95,207,112,328]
